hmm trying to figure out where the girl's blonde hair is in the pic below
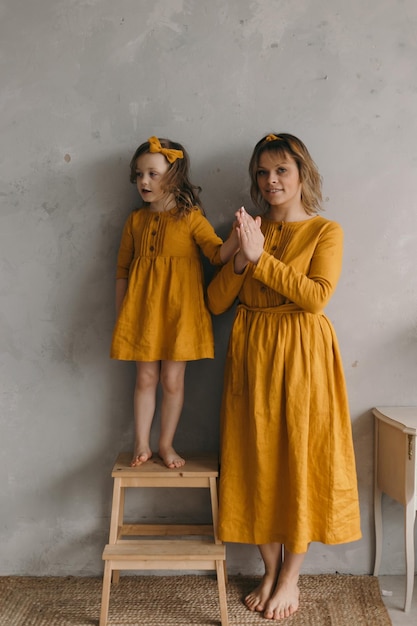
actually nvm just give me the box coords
[249,133,323,215]
[129,138,204,216]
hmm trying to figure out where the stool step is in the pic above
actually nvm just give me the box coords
[100,541,229,626]
[103,540,225,561]
[112,452,219,479]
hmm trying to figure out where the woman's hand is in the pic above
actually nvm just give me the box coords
[234,207,264,272]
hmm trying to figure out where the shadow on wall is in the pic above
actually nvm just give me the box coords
[183,143,254,452]
[350,409,374,572]
[194,143,253,228]
[17,452,114,575]
[351,409,374,496]
[57,149,137,447]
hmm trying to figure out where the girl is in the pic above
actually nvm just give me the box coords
[207,133,361,620]
[111,136,237,469]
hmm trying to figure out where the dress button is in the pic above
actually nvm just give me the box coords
[271,245,277,251]
[154,215,159,221]
[260,286,267,292]
[150,246,155,252]
[151,230,157,236]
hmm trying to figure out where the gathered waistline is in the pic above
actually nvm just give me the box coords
[230,304,323,395]
[236,303,323,315]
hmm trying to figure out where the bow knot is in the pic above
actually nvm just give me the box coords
[265,134,280,142]
[148,136,184,163]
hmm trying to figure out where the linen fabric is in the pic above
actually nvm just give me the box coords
[111,206,223,361]
[207,215,362,553]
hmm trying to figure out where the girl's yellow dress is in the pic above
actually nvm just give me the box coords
[207,215,361,554]
[111,207,223,362]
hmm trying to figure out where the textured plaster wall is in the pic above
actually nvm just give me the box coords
[1,0,417,577]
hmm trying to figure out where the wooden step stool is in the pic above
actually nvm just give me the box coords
[99,452,228,626]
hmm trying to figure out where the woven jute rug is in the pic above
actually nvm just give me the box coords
[0,574,392,626]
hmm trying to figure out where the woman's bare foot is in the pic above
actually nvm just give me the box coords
[263,576,300,620]
[244,573,277,613]
[159,445,185,469]
[130,447,152,467]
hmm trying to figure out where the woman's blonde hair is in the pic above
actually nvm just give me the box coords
[248,133,323,215]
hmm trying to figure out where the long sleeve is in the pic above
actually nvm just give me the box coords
[207,255,249,314]
[116,214,135,279]
[252,221,343,313]
[190,209,223,265]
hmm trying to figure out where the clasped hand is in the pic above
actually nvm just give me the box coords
[233,206,264,271]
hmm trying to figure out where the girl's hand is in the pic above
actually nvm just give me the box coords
[229,219,240,249]
[235,206,264,265]
[219,219,240,263]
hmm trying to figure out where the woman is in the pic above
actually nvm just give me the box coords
[207,133,361,620]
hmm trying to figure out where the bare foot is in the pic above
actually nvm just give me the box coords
[244,574,277,613]
[130,448,152,467]
[263,577,300,620]
[159,446,185,469]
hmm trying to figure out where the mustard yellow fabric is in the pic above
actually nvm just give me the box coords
[111,207,223,361]
[207,215,362,553]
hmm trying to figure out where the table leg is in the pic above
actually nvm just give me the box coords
[404,499,416,612]
[373,485,383,575]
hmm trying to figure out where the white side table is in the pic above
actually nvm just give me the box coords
[373,406,417,612]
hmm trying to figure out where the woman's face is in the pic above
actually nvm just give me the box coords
[256,151,302,211]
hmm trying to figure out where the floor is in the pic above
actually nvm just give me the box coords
[378,576,417,625]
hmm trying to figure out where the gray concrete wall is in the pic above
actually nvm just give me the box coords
[1,0,417,577]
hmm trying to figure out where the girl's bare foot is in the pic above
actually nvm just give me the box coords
[263,577,300,620]
[244,573,277,613]
[159,445,185,469]
[131,447,152,467]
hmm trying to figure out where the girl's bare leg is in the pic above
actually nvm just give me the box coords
[263,548,306,620]
[131,361,160,467]
[245,543,283,612]
[159,360,187,468]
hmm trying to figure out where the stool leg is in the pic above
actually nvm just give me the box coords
[109,478,123,542]
[223,559,228,586]
[99,561,112,626]
[109,478,124,584]
[404,501,416,612]
[373,417,383,577]
[216,559,229,626]
[209,476,221,543]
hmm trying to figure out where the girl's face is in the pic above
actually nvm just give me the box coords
[135,152,172,208]
[256,151,302,212]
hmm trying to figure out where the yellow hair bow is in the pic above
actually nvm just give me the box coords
[265,134,280,142]
[148,136,184,163]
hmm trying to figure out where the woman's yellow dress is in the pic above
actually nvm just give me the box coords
[207,215,362,554]
[111,207,223,362]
